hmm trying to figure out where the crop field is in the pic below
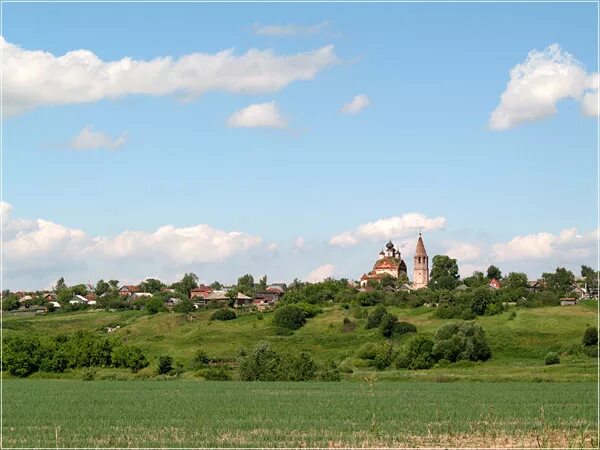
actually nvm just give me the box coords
[2,380,597,448]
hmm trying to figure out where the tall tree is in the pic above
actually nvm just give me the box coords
[258,275,268,292]
[95,280,110,296]
[139,278,165,294]
[210,281,223,290]
[486,265,502,280]
[108,280,119,291]
[542,267,575,293]
[429,255,460,290]
[55,277,67,293]
[463,271,487,288]
[172,273,199,297]
[237,274,255,296]
[503,272,528,289]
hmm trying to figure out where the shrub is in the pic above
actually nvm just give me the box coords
[82,368,97,381]
[157,355,174,375]
[318,360,341,381]
[145,296,167,315]
[238,342,281,381]
[278,352,317,381]
[111,345,149,373]
[366,305,389,329]
[211,309,237,321]
[508,311,517,320]
[356,343,379,360]
[379,313,399,338]
[356,290,385,306]
[583,326,598,346]
[582,345,598,358]
[274,326,294,336]
[295,302,322,318]
[2,336,42,377]
[544,352,560,365]
[272,305,306,330]
[201,366,231,381]
[373,344,395,370]
[173,299,195,313]
[394,321,417,336]
[189,350,212,369]
[432,322,491,362]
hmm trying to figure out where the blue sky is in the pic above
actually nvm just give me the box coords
[2,2,598,289]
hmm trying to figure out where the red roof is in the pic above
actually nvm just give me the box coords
[120,285,140,293]
[191,285,212,293]
[489,278,501,289]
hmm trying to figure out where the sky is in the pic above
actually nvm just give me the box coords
[2,2,598,290]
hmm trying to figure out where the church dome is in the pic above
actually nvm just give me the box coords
[386,240,394,249]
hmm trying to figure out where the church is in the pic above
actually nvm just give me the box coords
[359,234,429,290]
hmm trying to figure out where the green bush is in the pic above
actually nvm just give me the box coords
[295,302,322,318]
[111,345,148,373]
[394,321,417,335]
[583,326,598,346]
[508,311,517,320]
[211,308,237,321]
[157,355,174,374]
[544,352,560,365]
[373,344,395,370]
[277,352,317,381]
[238,342,281,381]
[432,322,491,362]
[2,336,43,377]
[317,360,342,381]
[173,299,195,313]
[582,345,598,358]
[272,305,306,330]
[82,368,97,381]
[366,305,389,329]
[201,366,231,381]
[189,350,212,369]
[145,296,167,315]
[356,343,378,360]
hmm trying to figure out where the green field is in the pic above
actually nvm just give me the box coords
[3,380,597,448]
[2,302,597,381]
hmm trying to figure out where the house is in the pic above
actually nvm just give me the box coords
[70,294,89,305]
[161,287,175,294]
[85,293,97,304]
[560,298,577,306]
[569,285,587,298]
[50,301,61,309]
[252,292,279,310]
[488,278,502,290]
[527,279,545,293]
[266,285,285,295]
[130,292,153,301]
[190,285,213,300]
[43,293,57,302]
[165,297,182,308]
[233,293,252,308]
[19,295,33,303]
[119,285,140,297]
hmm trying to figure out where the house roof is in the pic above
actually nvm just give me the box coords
[120,285,140,292]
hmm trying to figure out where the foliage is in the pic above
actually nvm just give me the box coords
[317,360,341,381]
[503,272,529,289]
[173,299,195,314]
[542,267,575,293]
[2,336,43,377]
[544,352,560,365]
[583,326,598,346]
[139,278,165,294]
[238,342,281,381]
[190,350,212,369]
[201,366,231,381]
[432,322,491,362]
[365,305,389,329]
[171,273,199,297]
[429,255,460,290]
[157,355,174,375]
[2,294,19,311]
[94,279,111,296]
[272,305,306,330]
[111,345,149,373]
[210,281,223,290]
[211,309,237,321]
[486,265,502,280]
[145,296,167,315]
[462,271,487,288]
[396,335,435,370]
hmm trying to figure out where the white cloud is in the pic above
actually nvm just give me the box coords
[1,37,339,116]
[490,44,599,130]
[330,213,446,247]
[444,241,482,262]
[294,237,305,250]
[69,126,127,150]
[227,102,287,128]
[306,264,335,283]
[253,21,330,36]
[2,201,262,272]
[492,227,598,262]
[340,94,371,114]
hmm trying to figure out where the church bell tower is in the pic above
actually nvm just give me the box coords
[412,233,429,289]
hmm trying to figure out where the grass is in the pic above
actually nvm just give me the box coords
[2,380,597,448]
[2,303,597,381]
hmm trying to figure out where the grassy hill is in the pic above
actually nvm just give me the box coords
[2,301,597,381]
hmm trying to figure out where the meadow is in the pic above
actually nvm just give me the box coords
[2,301,597,381]
[2,380,597,448]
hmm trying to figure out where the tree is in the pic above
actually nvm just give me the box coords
[210,281,223,290]
[139,278,165,294]
[145,296,166,315]
[272,305,306,330]
[211,309,237,321]
[583,326,598,346]
[238,342,281,381]
[95,280,110,296]
[542,267,575,293]
[172,273,199,297]
[1,294,19,311]
[429,255,460,290]
[463,271,487,288]
[503,272,528,289]
[258,275,268,292]
[486,265,502,280]
[55,277,67,293]
[237,274,255,296]
[108,280,119,291]
[173,299,195,314]
[581,265,598,295]
[157,355,173,375]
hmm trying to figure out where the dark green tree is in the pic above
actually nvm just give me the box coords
[429,255,460,290]
[157,355,173,375]
[172,273,199,297]
[463,271,487,288]
[55,277,68,293]
[486,265,502,280]
[95,279,110,296]
[503,272,529,289]
[542,267,575,293]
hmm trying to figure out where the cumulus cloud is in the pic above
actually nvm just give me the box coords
[294,237,305,250]
[2,201,262,272]
[306,264,336,283]
[1,37,339,116]
[330,213,446,247]
[492,227,598,262]
[340,94,371,114]
[227,102,287,128]
[253,21,330,36]
[69,126,127,150]
[444,241,482,262]
[490,44,599,130]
